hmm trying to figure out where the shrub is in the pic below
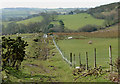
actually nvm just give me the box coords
[33,39,39,42]
[2,36,28,70]
[48,25,64,33]
[78,25,98,32]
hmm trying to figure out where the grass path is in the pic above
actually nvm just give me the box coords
[2,33,74,82]
[19,34,74,82]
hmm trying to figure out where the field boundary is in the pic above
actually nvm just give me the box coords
[52,36,72,65]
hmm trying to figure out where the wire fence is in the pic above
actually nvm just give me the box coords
[52,36,72,65]
[52,36,114,72]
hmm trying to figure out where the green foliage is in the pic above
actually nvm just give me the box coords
[48,24,54,29]
[3,13,55,34]
[3,13,105,34]
[59,20,64,26]
[2,36,28,70]
[87,2,119,27]
[59,20,65,32]
[73,9,81,14]
[87,2,118,14]
[68,11,74,15]
[78,25,98,32]
[33,39,39,42]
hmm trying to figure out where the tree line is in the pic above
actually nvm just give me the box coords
[86,2,119,27]
[2,12,65,34]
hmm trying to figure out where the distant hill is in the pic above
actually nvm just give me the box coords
[1,8,88,21]
[86,2,119,26]
[1,8,44,21]
[87,2,118,14]
[2,2,119,34]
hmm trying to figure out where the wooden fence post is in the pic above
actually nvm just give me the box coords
[74,54,76,68]
[70,53,72,66]
[86,52,88,70]
[94,48,97,68]
[79,53,81,67]
[109,45,113,72]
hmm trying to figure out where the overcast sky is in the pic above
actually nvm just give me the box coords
[0,0,119,9]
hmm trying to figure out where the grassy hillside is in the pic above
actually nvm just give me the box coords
[2,33,74,82]
[56,13,105,30]
[17,16,43,25]
[15,13,105,30]
[87,2,118,14]
[57,38,118,69]
[2,16,43,28]
[86,2,119,26]
[2,33,114,82]
[3,13,105,31]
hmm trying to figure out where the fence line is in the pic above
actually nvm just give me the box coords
[52,36,113,71]
[52,36,72,65]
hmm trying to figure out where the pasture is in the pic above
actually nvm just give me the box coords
[2,13,105,31]
[2,33,117,82]
[57,13,105,30]
[57,37,118,70]
[17,16,43,25]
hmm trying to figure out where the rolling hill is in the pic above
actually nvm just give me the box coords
[3,13,105,30]
[86,2,119,26]
[2,2,119,34]
[56,13,105,30]
[17,16,43,25]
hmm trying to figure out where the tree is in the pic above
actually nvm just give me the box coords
[5,22,18,34]
[74,9,81,14]
[40,13,52,33]
[48,24,54,29]
[59,20,65,32]
[50,11,58,21]
[69,11,74,15]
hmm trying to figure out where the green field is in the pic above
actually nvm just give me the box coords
[56,13,105,30]
[57,37,118,69]
[3,13,105,30]
[2,33,113,82]
[17,16,43,25]
[2,16,43,26]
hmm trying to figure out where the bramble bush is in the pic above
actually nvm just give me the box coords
[2,36,28,70]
